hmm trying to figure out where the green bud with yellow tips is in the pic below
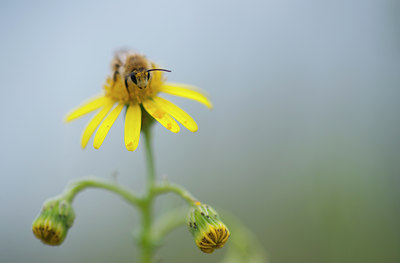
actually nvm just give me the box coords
[187,203,230,254]
[32,198,75,246]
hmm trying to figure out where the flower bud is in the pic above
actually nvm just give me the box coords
[187,203,230,254]
[32,198,75,246]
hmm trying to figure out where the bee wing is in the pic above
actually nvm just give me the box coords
[113,48,140,63]
[111,49,134,73]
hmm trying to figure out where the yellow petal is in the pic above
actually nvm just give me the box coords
[81,100,115,148]
[124,104,142,151]
[152,96,198,132]
[142,99,180,133]
[93,103,124,149]
[159,83,213,109]
[65,95,107,122]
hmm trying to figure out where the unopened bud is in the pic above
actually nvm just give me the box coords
[187,203,230,254]
[32,198,75,246]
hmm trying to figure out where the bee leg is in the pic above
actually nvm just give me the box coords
[113,70,119,82]
[110,70,119,90]
[124,77,130,94]
[111,70,131,94]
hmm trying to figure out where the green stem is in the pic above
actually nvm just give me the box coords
[140,125,156,263]
[143,122,155,190]
[138,119,200,262]
[153,183,198,206]
[62,177,142,208]
[140,202,153,263]
[148,183,199,244]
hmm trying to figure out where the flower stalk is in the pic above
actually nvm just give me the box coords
[136,122,201,262]
[32,134,230,262]
[138,124,156,263]
[32,127,225,262]
[32,52,231,262]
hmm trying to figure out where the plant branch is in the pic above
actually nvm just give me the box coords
[62,177,143,208]
[152,183,198,206]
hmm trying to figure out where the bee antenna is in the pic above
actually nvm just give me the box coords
[147,68,172,73]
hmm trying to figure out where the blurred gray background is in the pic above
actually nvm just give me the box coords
[1,0,399,262]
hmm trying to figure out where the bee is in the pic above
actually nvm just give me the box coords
[111,51,171,93]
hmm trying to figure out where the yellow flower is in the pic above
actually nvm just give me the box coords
[65,52,212,151]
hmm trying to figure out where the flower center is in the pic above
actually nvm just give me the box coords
[103,70,164,104]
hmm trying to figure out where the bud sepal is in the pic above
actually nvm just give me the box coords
[187,203,230,253]
[32,198,75,246]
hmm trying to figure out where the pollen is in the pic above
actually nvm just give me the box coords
[103,69,162,104]
[153,109,166,119]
